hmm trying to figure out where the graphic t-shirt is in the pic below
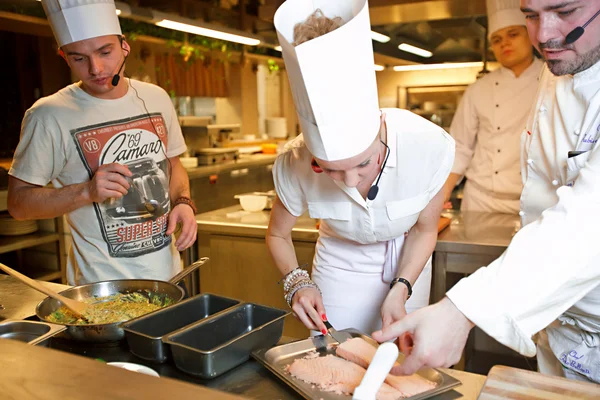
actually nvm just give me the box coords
[9,79,187,284]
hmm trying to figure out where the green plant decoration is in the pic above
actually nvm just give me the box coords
[267,59,280,74]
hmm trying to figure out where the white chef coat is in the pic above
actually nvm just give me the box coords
[447,60,600,382]
[273,108,455,333]
[451,58,544,213]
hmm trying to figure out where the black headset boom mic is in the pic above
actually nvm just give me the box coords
[111,55,127,87]
[565,9,600,45]
[367,140,391,201]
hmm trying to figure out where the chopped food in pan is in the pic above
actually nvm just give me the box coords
[47,292,172,325]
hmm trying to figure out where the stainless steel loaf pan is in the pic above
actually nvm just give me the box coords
[0,319,66,346]
[164,303,289,379]
[122,293,240,363]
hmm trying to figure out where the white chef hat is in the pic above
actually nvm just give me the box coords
[486,0,526,38]
[274,0,380,162]
[41,0,122,47]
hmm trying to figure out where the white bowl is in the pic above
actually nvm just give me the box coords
[239,195,268,212]
[107,362,160,377]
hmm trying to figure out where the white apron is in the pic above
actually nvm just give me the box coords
[311,231,431,335]
[461,180,521,214]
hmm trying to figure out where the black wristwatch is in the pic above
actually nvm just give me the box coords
[390,277,412,299]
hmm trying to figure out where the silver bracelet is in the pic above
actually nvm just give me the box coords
[282,268,310,292]
[284,277,310,305]
[285,279,320,308]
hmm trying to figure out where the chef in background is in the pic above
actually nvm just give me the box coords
[375,0,600,384]
[442,0,543,214]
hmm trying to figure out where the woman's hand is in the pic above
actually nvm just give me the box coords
[381,283,410,330]
[291,286,328,334]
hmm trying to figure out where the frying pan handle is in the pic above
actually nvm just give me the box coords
[168,257,210,285]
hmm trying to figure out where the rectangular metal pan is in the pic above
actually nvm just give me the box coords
[122,293,240,363]
[164,303,289,379]
[252,329,462,400]
[0,319,66,346]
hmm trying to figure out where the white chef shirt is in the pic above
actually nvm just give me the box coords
[273,108,455,246]
[451,58,544,197]
[447,59,600,356]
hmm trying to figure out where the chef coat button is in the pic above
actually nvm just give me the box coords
[539,106,546,113]
[574,128,581,135]
[527,159,534,165]
[552,179,559,186]
[519,211,525,217]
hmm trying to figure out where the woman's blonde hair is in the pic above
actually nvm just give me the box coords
[292,9,343,46]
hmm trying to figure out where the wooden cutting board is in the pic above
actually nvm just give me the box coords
[438,216,451,233]
[478,365,600,399]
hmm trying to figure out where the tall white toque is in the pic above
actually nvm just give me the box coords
[41,0,122,47]
[274,0,380,162]
[486,0,527,38]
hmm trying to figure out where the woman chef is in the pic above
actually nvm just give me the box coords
[266,0,455,336]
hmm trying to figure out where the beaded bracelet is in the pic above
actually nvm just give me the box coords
[173,196,197,214]
[282,268,310,292]
[284,276,311,304]
[285,280,320,308]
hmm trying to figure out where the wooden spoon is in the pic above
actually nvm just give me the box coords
[0,262,88,319]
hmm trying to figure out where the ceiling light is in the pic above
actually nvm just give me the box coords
[152,11,262,46]
[393,62,484,72]
[398,43,432,58]
[374,64,385,71]
[371,31,390,43]
[274,45,282,52]
[156,20,260,46]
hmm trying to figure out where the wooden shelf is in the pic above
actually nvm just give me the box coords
[21,266,62,283]
[0,232,61,255]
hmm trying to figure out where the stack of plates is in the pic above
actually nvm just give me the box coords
[0,213,38,236]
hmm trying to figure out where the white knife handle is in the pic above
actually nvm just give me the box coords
[352,342,399,400]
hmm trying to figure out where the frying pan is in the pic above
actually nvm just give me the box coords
[35,258,209,342]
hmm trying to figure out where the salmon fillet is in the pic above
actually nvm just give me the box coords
[287,354,402,400]
[336,338,437,397]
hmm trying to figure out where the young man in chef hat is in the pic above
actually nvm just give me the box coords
[442,0,543,214]
[7,0,198,285]
[267,0,455,337]
[375,0,600,384]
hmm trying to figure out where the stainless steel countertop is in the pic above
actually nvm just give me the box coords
[196,205,319,242]
[0,275,70,321]
[436,210,521,254]
[196,206,521,254]
[0,274,483,399]
[186,154,277,179]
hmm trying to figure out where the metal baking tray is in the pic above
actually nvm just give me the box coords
[122,293,241,363]
[252,330,462,400]
[0,319,66,346]
[164,303,289,379]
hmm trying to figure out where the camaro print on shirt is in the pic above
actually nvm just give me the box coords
[71,113,172,258]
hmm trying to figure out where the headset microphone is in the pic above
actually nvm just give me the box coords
[565,9,600,45]
[111,53,128,87]
[367,140,390,201]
